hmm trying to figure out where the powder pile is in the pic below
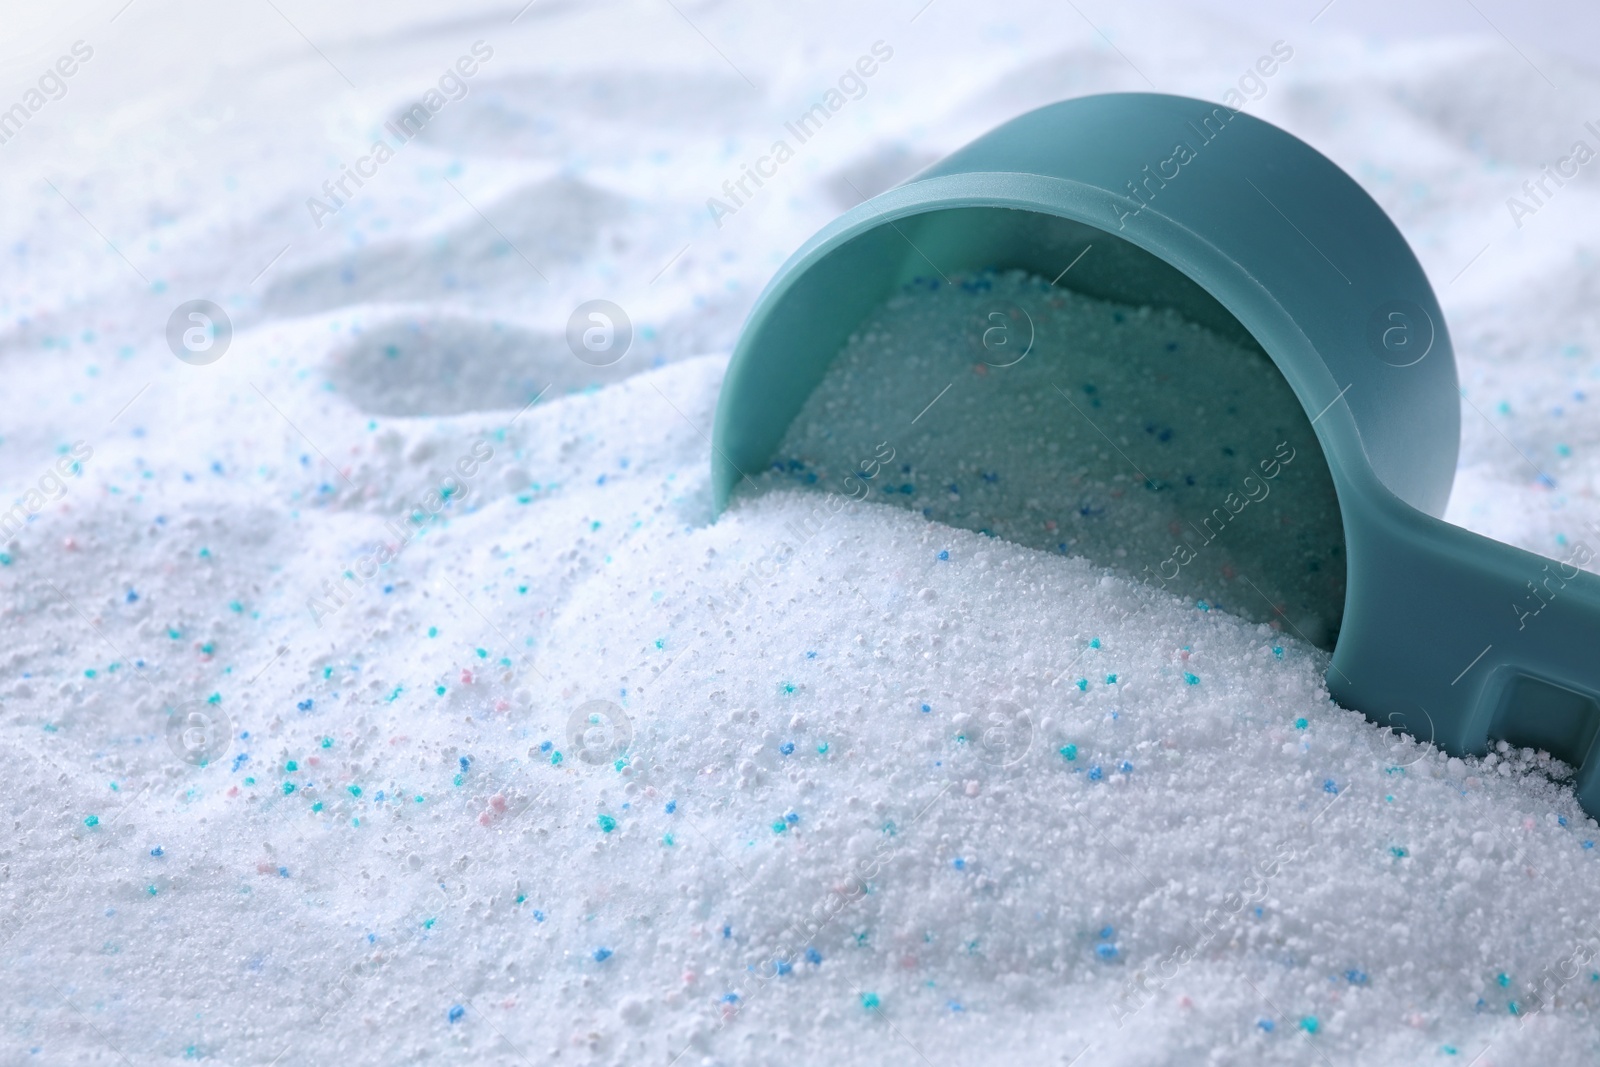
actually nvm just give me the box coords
[5,347,1598,1064]
[3,1,1600,1064]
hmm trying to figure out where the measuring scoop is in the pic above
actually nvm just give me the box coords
[710,92,1600,814]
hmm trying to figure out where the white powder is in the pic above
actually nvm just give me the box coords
[3,3,1600,1065]
[763,269,1347,647]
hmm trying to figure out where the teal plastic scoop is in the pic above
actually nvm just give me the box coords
[710,93,1600,815]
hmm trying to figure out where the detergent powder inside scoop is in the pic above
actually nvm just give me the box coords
[753,255,1347,649]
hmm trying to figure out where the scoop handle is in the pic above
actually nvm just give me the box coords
[1330,494,1600,804]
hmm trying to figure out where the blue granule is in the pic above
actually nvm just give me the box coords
[1088,766,1103,781]
[448,1005,464,1023]
[593,947,613,962]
